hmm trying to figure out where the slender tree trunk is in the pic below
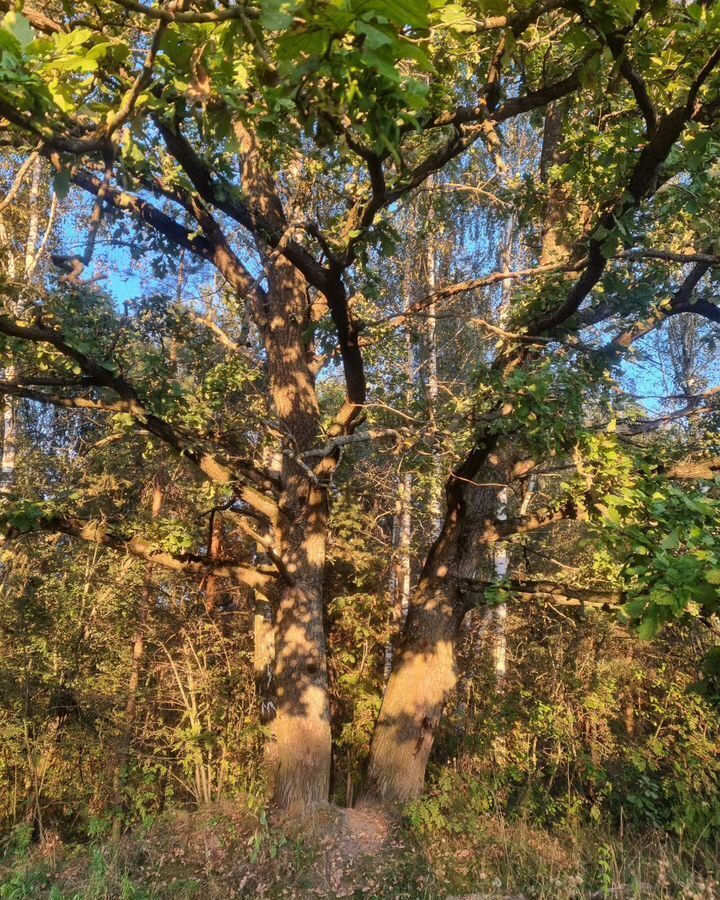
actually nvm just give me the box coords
[1,158,41,493]
[423,191,444,540]
[204,512,225,613]
[384,296,414,679]
[114,475,164,820]
[484,218,515,686]
[490,485,509,683]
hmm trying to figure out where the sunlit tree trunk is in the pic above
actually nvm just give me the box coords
[490,485,509,683]
[262,258,332,808]
[367,480,497,801]
[384,292,415,679]
[271,470,331,807]
[368,104,575,799]
[384,472,412,680]
[424,183,444,539]
[230,125,335,807]
[1,157,41,493]
[204,512,225,613]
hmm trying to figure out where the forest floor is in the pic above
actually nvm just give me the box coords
[1,800,718,899]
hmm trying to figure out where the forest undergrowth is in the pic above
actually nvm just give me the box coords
[2,611,719,899]
[1,800,718,899]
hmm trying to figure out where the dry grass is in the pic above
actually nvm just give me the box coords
[1,803,718,898]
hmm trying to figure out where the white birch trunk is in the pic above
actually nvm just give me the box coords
[1,157,42,493]
[384,297,415,679]
[424,178,444,540]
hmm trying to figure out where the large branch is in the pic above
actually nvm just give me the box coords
[109,0,260,23]
[0,0,65,33]
[157,120,333,293]
[665,457,720,480]
[55,162,217,260]
[340,65,588,267]
[601,259,717,355]
[0,325,278,521]
[530,46,720,336]
[463,576,622,608]
[436,65,584,129]
[480,498,584,544]
[22,516,274,590]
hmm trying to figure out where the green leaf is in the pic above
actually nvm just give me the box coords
[52,27,93,54]
[704,568,720,585]
[356,21,394,48]
[436,3,475,32]
[637,609,660,640]
[623,596,648,617]
[2,11,34,49]
[356,0,430,29]
[260,0,294,30]
[52,167,71,200]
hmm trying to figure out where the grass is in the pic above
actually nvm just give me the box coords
[1,803,718,898]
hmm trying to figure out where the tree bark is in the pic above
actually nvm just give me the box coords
[367,477,498,802]
[384,472,412,680]
[228,122,336,806]
[367,566,465,802]
[272,475,331,807]
[261,256,333,808]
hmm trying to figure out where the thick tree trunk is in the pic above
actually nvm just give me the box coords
[367,473,499,802]
[367,571,464,801]
[272,473,331,807]
[231,124,357,808]
[384,472,412,680]
[259,255,332,808]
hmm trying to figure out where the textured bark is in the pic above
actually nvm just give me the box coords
[384,472,412,680]
[260,255,332,808]
[367,479,498,802]
[229,125,335,807]
[272,475,331,807]
[367,569,465,802]
[204,513,226,613]
[423,189,444,539]
[539,101,570,267]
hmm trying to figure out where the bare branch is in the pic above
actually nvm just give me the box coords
[0,143,43,213]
